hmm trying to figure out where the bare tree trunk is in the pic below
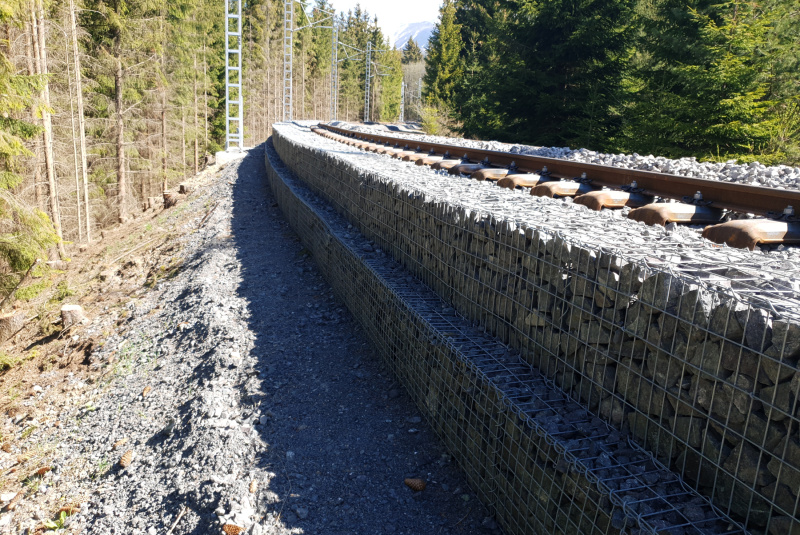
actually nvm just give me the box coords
[194,54,199,175]
[24,18,44,211]
[65,13,82,243]
[301,36,306,119]
[203,40,208,157]
[161,90,167,193]
[181,106,186,178]
[115,56,128,222]
[33,0,65,256]
[69,0,91,242]
[160,11,168,194]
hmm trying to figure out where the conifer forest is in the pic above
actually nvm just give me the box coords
[0,0,798,298]
[0,0,401,296]
[423,0,799,166]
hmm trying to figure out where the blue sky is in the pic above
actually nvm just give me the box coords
[326,0,441,39]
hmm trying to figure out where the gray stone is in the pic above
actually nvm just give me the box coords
[671,415,704,448]
[677,287,714,329]
[628,412,677,460]
[771,318,800,359]
[616,359,674,417]
[618,262,643,294]
[595,268,619,290]
[689,375,746,425]
[767,458,800,490]
[740,411,786,451]
[523,311,547,328]
[578,345,612,369]
[591,365,616,394]
[774,435,800,470]
[675,448,715,484]
[760,352,797,384]
[626,302,653,339]
[618,339,647,361]
[761,482,797,515]
[646,351,683,388]
[722,441,773,487]
[719,341,759,377]
[768,516,800,535]
[570,276,595,298]
[734,307,772,352]
[579,321,612,345]
[593,288,616,309]
[639,271,682,312]
[688,340,723,376]
[709,299,746,342]
[760,381,796,420]
[599,397,625,427]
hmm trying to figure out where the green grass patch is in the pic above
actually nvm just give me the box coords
[16,278,53,301]
[0,352,20,371]
[51,281,76,302]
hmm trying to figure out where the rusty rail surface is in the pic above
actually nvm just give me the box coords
[319,123,799,218]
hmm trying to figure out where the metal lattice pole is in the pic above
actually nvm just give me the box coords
[225,0,243,150]
[283,0,293,122]
[399,81,405,123]
[330,23,338,122]
[363,41,371,123]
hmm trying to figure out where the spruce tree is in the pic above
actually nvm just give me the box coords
[0,1,58,296]
[402,37,423,64]
[504,0,636,148]
[422,0,462,109]
[627,0,776,159]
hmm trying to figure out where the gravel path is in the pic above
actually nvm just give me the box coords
[54,147,497,535]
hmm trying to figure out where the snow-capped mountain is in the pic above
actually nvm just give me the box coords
[392,21,435,50]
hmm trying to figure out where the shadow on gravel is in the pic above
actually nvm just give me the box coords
[222,143,494,535]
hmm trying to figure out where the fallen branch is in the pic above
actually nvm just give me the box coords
[198,201,219,228]
[166,505,188,535]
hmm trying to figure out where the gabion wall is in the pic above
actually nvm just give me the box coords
[271,126,800,534]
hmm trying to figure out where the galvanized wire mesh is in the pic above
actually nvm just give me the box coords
[270,126,800,535]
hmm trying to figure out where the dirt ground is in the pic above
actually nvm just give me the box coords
[0,162,223,532]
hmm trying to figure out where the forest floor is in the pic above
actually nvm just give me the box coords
[0,145,499,535]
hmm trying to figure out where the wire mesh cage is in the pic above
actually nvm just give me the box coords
[269,125,800,535]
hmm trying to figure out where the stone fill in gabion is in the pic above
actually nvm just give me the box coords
[272,122,800,535]
[265,138,747,535]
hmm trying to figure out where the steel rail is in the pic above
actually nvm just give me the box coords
[320,123,799,217]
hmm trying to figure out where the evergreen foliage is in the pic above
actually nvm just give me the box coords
[624,0,775,159]
[402,37,423,64]
[423,0,462,109]
[422,0,800,164]
[0,1,58,298]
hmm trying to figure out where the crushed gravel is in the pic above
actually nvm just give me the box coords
[331,121,800,190]
[43,147,496,535]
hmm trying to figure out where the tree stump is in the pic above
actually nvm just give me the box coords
[0,311,24,343]
[163,191,185,209]
[178,183,192,195]
[61,305,86,329]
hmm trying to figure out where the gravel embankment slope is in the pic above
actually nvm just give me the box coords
[52,147,495,535]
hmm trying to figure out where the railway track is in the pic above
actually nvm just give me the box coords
[313,124,800,250]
